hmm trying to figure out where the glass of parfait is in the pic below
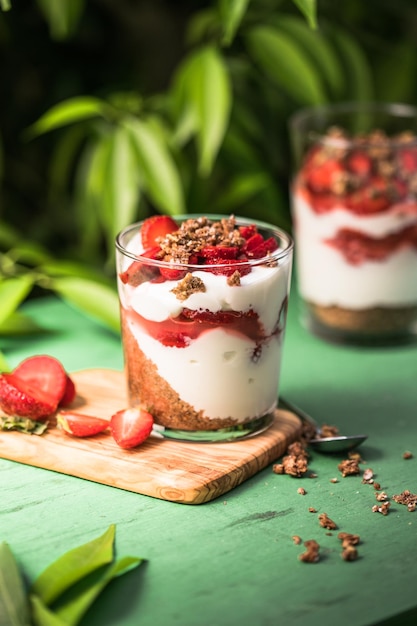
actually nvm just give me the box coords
[289,102,417,344]
[116,214,293,442]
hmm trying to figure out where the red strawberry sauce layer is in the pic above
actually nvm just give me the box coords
[125,303,286,350]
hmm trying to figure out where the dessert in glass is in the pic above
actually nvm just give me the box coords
[290,102,417,344]
[116,214,293,442]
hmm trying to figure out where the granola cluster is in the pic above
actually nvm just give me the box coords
[158,216,245,264]
[171,273,206,301]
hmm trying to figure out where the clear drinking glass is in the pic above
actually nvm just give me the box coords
[289,102,417,344]
[115,215,293,442]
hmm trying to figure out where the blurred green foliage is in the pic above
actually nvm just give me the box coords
[1,0,417,351]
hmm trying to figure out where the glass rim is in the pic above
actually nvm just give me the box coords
[289,101,417,147]
[115,213,293,269]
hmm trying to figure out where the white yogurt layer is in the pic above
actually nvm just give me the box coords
[293,193,417,308]
[128,322,282,421]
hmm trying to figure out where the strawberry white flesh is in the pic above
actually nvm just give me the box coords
[57,411,109,437]
[110,407,154,449]
[0,373,57,420]
[13,355,67,406]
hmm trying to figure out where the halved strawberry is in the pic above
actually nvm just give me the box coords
[0,373,57,420]
[347,151,372,177]
[119,247,161,286]
[110,407,154,449]
[59,375,77,407]
[57,411,109,437]
[13,355,67,407]
[159,265,188,280]
[141,215,178,249]
[306,159,344,193]
[239,225,257,240]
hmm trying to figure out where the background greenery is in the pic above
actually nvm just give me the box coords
[1,0,417,363]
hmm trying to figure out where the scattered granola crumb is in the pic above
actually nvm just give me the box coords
[308,472,318,478]
[338,532,360,547]
[299,539,320,563]
[330,477,339,483]
[392,490,417,512]
[341,544,358,561]
[372,502,391,515]
[338,458,360,477]
[403,451,413,459]
[318,512,338,530]
[320,424,340,438]
[297,487,307,495]
[375,491,389,502]
[171,273,206,301]
[274,441,309,477]
[373,482,381,491]
[308,507,317,513]
[362,468,374,484]
[348,451,364,462]
[292,535,302,545]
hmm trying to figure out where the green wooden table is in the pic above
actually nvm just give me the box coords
[1,292,417,626]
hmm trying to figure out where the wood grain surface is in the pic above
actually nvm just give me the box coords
[0,369,302,504]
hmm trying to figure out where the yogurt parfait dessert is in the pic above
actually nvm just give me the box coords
[116,215,293,441]
[290,103,417,343]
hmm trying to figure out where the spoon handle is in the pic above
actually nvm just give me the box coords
[278,396,319,430]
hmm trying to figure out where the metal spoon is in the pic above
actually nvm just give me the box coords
[279,396,368,454]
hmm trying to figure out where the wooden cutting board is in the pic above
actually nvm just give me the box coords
[0,369,302,504]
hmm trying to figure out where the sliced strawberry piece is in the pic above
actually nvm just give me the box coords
[347,177,390,214]
[239,225,257,240]
[243,233,264,252]
[204,257,251,277]
[200,245,239,260]
[110,407,154,449]
[59,375,76,406]
[157,331,190,347]
[57,411,109,437]
[159,265,188,280]
[306,159,344,193]
[119,247,161,286]
[397,147,417,174]
[141,215,178,249]
[246,236,278,259]
[347,151,372,177]
[0,373,57,420]
[13,355,67,406]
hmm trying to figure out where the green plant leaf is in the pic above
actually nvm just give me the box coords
[100,125,141,244]
[0,311,44,336]
[0,276,34,327]
[124,116,185,215]
[172,46,232,176]
[31,526,116,606]
[291,0,317,29]
[35,0,85,41]
[0,221,20,248]
[50,277,120,333]
[0,0,11,11]
[8,242,52,266]
[30,595,67,626]
[272,15,343,99]
[54,556,143,626]
[245,26,326,105]
[214,171,270,212]
[0,542,31,626]
[326,24,373,102]
[25,96,109,139]
[218,0,250,45]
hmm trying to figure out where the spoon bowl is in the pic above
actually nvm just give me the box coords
[279,397,368,454]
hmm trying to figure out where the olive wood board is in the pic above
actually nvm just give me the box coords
[0,368,302,505]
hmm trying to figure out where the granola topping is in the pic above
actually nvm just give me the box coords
[171,273,206,301]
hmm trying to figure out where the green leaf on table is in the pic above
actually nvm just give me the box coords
[291,0,317,29]
[0,541,31,626]
[219,0,250,45]
[124,116,185,215]
[31,525,116,606]
[52,556,143,626]
[50,276,120,333]
[0,416,48,435]
[25,96,109,139]
[30,595,67,626]
[0,276,34,327]
[171,46,232,176]
[245,26,326,105]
